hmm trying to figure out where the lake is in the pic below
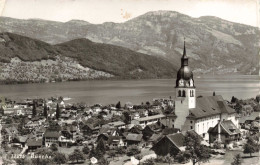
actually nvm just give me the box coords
[0,75,259,105]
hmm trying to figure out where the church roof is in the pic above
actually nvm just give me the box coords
[189,95,235,119]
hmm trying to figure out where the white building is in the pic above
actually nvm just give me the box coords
[173,41,239,142]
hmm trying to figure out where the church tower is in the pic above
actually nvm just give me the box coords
[175,40,196,108]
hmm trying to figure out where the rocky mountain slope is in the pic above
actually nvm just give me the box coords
[0,11,259,75]
[0,32,177,83]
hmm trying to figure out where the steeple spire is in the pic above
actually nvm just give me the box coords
[181,38,188,66]
[183,37,186,57]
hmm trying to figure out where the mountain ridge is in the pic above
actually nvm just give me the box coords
[0,10,258,75]
[0,32,177,83]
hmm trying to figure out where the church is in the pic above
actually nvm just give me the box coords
[172,41,240,142]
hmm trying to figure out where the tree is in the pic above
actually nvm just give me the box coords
[116,101,121,109]
[68,148,85,163]
[256,95,260,103]
[123,111,131,124]
[175,151,190,163]
[48,120,61,131]
[115,146,126,155]
[50,143,58,152]
[56,103,60,120]
[183,131,211,165]
[82,145,90,155]
[243,137,258,157]
[44,103,48,118]
[231,154,242,165]
[127,145,141,156]
[253,104,260,112]
[164,154,174,165]
[234,102,243,114]
[53,152,67,165]
[143,158,156,165]
[32,158,51,165]
[134,154,143,164]
[98,158,109,165]
[96,139,106,154]
[108,150,116,160]
[231,96,238,103]
[32,101,37,117]
[15,158,31,165]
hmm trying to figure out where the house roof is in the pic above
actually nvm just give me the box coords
[135,114,165,122]
[220,120,241,135]
[148,133,163,142]
[99,127,116,135]
[107,136,122,145]
[239,112,260,123]
[27,138,42,147]
[208,120,241,135]
[83,123,100,130]
[182,130,204,141]
[126,133,143,142]
[128,125,143,134]
[105,121,125,127]
[162,128,180,135]
[145,123,161,132]
[160,119,172,127]
[189,95,235,119]
[44,130,60,138]
[18,136,28,143]
[166,133,185,148]
[4,126,18,135]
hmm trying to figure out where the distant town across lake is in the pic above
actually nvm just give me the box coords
[0,75,259,105]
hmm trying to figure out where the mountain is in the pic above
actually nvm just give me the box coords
[0,32,177,83]
[0,11,259,75]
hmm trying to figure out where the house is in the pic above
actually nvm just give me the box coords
[131,114,165,129]
[128,125,143,134]
[81,123,100,136]
[59,126,76,147]
[239,112,259,129]
[35,126,46,139]
[151,133,185,156]
[44,130,60,147]
[136,109,149,118]
[125,102,133,109]
[27,138,43,152]
[102,121,126,129]
[147,133,163,146]
[2,126,19,142]
[12,135,28,147]
[107,136,125,149]
[110,108,124,116]
[162,128,180,135]
[142,123,162,140]
[98,127,119,137]
[125,133,143,146]
[208,120,241,145]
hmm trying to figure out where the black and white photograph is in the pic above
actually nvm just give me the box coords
[0,0,259,164]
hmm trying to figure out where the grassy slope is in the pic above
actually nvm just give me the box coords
[0,32,177,79]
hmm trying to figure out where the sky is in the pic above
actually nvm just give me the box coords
[0,0,259,27]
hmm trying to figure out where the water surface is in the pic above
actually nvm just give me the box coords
[0,75,258,105]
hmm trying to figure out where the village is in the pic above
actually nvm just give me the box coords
[0,43,259,165]
[0,92,259,165]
